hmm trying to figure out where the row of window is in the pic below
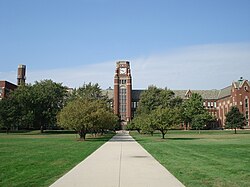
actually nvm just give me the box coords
[119,79,126,84]
[204,101,217,108]
[132,102,139,109]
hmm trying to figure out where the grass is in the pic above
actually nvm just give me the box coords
[0,131,114,187]
[131,130,250,187]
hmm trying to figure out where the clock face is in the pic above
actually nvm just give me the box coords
[120,68,126,74]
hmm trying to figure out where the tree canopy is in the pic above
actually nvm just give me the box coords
[225,106,245,134]
[181,93,211,130]
[57,98,118,140]
[0,80,67,132]
[131,86,182,138]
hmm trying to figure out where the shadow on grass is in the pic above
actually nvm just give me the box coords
[83,133,115,142]
[167,137,201,141]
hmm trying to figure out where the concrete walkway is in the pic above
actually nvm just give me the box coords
[50,131,185,187]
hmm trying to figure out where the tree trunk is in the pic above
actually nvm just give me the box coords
[83,132,86,140]
[161,130,165,139]
[234,128,237,134]
[40,125,44,133]
[79,129,86,140]
[101,129,104,135]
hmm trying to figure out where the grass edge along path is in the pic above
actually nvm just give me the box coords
[130,130,250,187]
[0,131,114,187]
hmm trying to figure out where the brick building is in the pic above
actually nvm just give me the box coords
[108,61,250,128]
[0,81,17,100]
[0,65,26,100]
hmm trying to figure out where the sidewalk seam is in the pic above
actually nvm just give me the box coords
[118,143,122,187]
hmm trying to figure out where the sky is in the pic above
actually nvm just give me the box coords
[0,0,250,90]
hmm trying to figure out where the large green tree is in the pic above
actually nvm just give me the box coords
[69,82,107,102]
[152,107,181,139]
[0,98,17,133]
[136,86,182,114]
[225,106,245,134]
[57,98,117,140]
[0,80,67,132]
[132,86,182,137]
[130,113,155,135]
[181,93,207,129]
[192,112,213,134]
[32,80,67,132]
[8,84,35,129]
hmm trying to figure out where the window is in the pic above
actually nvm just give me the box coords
[246,111,249,126]
[119,88,127,119]
[214,102,217,108]
[208,102,211,108]
[245,98,249,108]
[119,79,126,84]
[244,86,248,91]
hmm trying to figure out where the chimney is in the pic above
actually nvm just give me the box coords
[17,64,26,86]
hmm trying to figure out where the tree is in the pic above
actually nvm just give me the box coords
[68,82,107,102]
[132,86,183,137]
[32,80,67,132]
[225,106,245,134]
[181,93,206,129]
[91,106,118,135]
[0,98,17,133]
[152,107,181,139]
[126,120,141,133]
[192,112,213,134]
[136,86,181,114]
[57,98,117,140]
[8,84,35,129]
[130,114,155,135]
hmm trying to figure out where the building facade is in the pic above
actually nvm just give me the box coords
[111,61,250,128]
[0,64,26,100]
[0,81,17,100]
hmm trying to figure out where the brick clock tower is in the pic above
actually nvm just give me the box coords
[114,61,132,125]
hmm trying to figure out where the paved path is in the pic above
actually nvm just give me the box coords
[50,131,185,187]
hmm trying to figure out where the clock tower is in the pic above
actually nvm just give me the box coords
[114,61,132,124]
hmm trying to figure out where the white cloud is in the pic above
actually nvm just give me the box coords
[1,43,250,90]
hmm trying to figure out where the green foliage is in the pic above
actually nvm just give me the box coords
[130,113,155,135]
[0,99,17,132]
[9,84,35,129]
[225,106,245,134]
[152,107,181,138]
[57,99,117,140]
[68,82,107,101]
[192,112,213,133]
[132,86,182,138]
[0,80,67,132]
[136,86,182,115]
[181,93,209,129]
[32,80,67,131]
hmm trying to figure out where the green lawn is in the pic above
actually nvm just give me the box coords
[0,131,114,187]
[131,130,250,187]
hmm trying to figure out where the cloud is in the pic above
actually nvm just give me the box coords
[1,43,250,90]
